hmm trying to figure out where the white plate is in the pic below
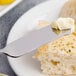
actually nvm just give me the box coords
[0,0,22,17]
[7,0,68,76]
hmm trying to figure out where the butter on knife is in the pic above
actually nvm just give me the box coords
[51,18,75,32]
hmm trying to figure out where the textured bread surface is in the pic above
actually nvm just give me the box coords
[33,20,76,76]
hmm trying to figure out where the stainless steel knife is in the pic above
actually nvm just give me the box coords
[0,25,71,57]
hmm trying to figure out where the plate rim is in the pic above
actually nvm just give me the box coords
[7,0,54,44]
[0,0,22,17]
[7,0,68,76]
[7,0,53,75]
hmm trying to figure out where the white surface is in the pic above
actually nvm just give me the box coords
[7,0,68,76]
[0,0,22,17]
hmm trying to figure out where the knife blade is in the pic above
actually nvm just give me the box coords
[0,25,71,57]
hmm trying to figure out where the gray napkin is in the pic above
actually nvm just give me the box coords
[0,0,47,76]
